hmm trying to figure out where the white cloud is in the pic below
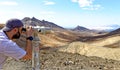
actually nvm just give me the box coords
[72,0,102,10]
[43,1,55,5]
[0,1,18,6]
[82,4,102,10]
[78,0,93,7]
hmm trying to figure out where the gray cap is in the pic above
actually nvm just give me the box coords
[2,19,24,31]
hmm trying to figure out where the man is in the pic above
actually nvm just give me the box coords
[0,19,33,69]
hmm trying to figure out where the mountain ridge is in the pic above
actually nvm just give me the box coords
[72,25,90,32]
[22,17,64,29]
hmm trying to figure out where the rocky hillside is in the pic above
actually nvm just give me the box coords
[3,49,120,70]
[58,41,120,61]
[108,28,120,35]
[3,33,120,70]
[77,27,120,42]
[22,17,64,29]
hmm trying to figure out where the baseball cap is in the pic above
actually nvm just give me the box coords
[2,19,24,31]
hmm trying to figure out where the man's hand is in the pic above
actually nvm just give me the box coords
[22,52,32,60]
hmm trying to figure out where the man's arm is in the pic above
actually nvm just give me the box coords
[21,26,33,60]
[21,39,32,60]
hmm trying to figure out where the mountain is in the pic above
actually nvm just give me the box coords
[71,25,105,35]
[108,28,120,35]
[22,17,64,29]
[72,25,91,32]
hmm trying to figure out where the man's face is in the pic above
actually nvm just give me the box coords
[12,27,23,39]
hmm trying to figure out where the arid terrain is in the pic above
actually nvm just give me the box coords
[3,48,120,70]
[1,18,120,70]
[3,28,120,70]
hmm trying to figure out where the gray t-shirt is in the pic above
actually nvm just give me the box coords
[0,30,26,69]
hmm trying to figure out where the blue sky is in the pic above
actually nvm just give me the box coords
[0,0,120,29]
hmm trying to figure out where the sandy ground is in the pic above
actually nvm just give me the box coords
[3,48,120,70]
